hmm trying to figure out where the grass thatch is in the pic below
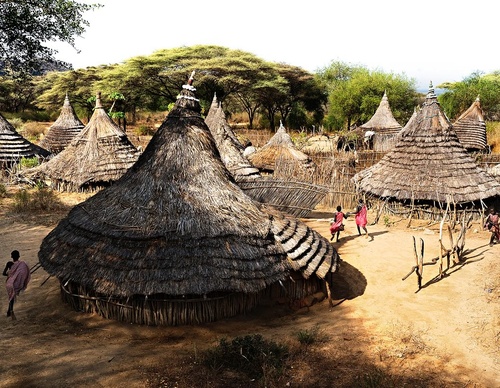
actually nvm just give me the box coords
[39,94,84,154]
[452,96,488,152]
[25,93,140,192]
[38,75,339,325]
[0,113,50,169]
[353,86,500,205]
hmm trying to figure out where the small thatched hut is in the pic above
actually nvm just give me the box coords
[353,85,500,214]
[205,94,260,180]
[39,94,84,154]
[26,93,140,192]
[359,91,403,152]
[248,121,316,174]
[38,74,340,326]
[0,113,50,169]
[452,96,488,153]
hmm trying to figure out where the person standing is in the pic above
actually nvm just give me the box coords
[484,208,500,247]
[354,199,369,238]
[4,250,30,319]
[330,205,347,242]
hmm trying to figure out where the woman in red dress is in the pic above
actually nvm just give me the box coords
[354,199,369,238]
[330,205,347,242]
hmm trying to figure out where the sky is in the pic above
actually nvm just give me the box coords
[50,0,500,91]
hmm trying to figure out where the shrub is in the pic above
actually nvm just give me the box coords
[203,334,289,381]
[20,157,39,169]
[8,117,24,130]
[135,125,156,136]
[20,121,47,142]
[296,325,328,345]
[11,186,63,213]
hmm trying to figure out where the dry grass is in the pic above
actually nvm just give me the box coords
[487,121,500,153]
[20,121,48,142]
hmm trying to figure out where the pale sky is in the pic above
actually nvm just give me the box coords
[50,0,500,90]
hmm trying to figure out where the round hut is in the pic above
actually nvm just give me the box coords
[248,121,316,175]
[26,92,140,192]
[359,91,403,152]
[0,113,50,169]
[353,84,500,215]
[38,73,339,326]
[39,93,84,154]
[452,96,488,153]
[204,94,260,180]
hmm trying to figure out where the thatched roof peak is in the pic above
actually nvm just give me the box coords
[39,74,338,300]
[0,113,50,167]
[360,91,402,134]
[353,83,500,204]
[452,95,487,151]
[39,94,84,154]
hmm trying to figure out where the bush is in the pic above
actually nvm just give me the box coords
[11,186,63,212]
[0,183,7,198]
[203,334,289,381]
[135,125,156,136]
[20,121,47,142]
[20,157,39,169]
[296,325,328,345]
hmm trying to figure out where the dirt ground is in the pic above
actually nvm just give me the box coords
[0,192,499,388]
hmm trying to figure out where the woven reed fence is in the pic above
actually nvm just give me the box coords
[60,275,327,326]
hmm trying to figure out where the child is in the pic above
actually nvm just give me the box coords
[330,205,347,242]
[4,250,31,319]
[354,199,369,238]
[484,208,500,247]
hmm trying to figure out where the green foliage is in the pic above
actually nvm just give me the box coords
[11,186,63,213]
[135,125,155,136]
[0,1,101,78]
[296,325,327,345]
[438,71,500,120]
[20,157,40,169]
[203,334,289,381]
[317,62,418,131]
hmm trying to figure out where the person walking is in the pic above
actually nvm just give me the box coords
[330,205,347,242]
[354,199,369,239]
[4,250,30,320]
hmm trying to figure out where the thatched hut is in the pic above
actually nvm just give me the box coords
[359,91,403,152]
[26,93,140,192]
[452,96,488,153]
[248,121,316,174]
[38,74,339,326]
[205,94,260,180]
[353,85,500,216]
[0,113,50,169]
[39,94,84,154]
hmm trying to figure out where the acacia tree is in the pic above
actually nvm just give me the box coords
[439,72,500,120]
[0,0,100,78]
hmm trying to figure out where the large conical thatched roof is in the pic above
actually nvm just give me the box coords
[205,94,260,180]
[452,96,488,152]
[360,91,402,135]
[27,93,140,191]
[248,122,315,173]
[39,74,338,305]
[353,85,500,204]
[39,94,84,154]
[0,113,50,167]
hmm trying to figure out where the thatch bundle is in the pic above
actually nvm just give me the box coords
[39,94,84,154]
[452,96,488,152]
[248,122,316,173]
[38,74,339,325]
[204,94,260,180]
[26,93,140,192]
[0,113,50,169]
[353,85,500,205]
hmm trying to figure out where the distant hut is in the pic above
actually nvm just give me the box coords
[39,94,84,154]
[205,94,260,180]
[353,84,500,215]
[38,73,340,326]
[248,121,316,174]
[26,92,140,192]
[0,113,50,169]
[452,96,488,153]
[359,91,403,152]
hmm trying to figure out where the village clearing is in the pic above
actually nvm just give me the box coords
[0,193,499,387]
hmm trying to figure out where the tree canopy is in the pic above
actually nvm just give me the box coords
[0,0,100,78]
